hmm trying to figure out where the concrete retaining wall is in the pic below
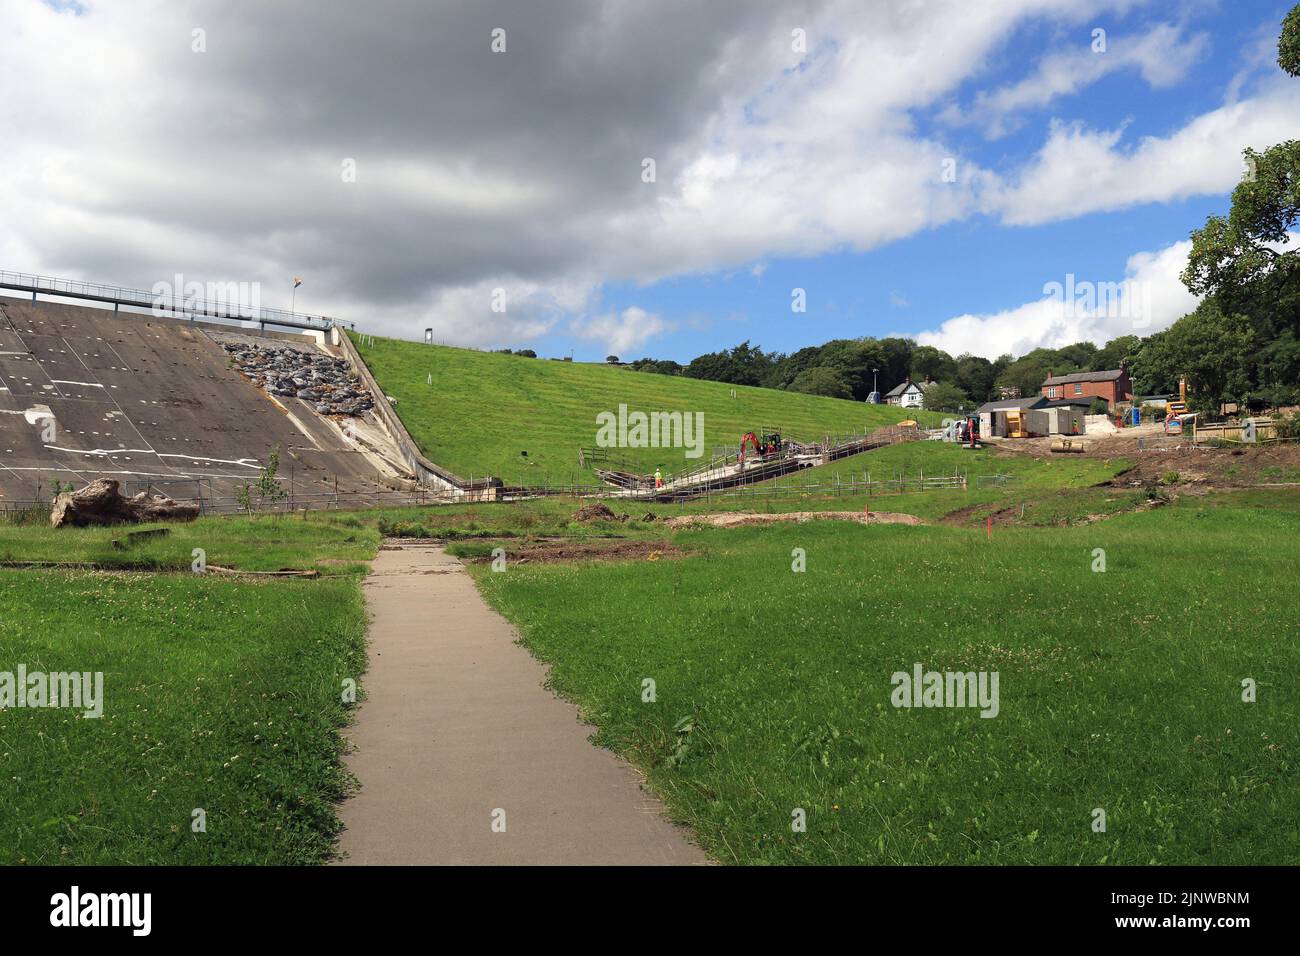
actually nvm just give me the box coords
[331,328,499,497]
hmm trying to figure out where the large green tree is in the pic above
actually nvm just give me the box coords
[1089,335,1141,372]
[910,344,958,384]
[996,346,1084,400]
[1280,3,1300,76]
[921,381,970,412]
[1182,140,1300,313]
[683,341,774,386]
[954,353,997,403]
[788,366,854,399]
[1170,4,1300,406]
[1131,302,1255,412]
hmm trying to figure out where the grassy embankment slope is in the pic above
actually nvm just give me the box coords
[0,515,379,864]
[458,484,1300,865]
[351,333,940,485]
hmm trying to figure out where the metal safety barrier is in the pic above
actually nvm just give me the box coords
[0,269,337,332]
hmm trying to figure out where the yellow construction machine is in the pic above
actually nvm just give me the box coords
[1165,377,1190,434]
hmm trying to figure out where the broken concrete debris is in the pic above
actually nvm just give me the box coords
[222,342,374,416]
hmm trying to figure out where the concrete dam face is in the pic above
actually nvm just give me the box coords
[0,296,410,508]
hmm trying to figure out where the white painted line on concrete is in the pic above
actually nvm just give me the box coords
[155,452,261,468]
[44,445,156,456]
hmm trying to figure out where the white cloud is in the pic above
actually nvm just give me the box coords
[942,22,1209,139]
[0,0,1146,345]
[396,278,595,350]
[986,75,1300,225]
[571,306,672,357]
[4,0,1286,355]
[914,239,1201,358]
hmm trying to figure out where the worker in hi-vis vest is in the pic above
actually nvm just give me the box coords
[654,467,663,489]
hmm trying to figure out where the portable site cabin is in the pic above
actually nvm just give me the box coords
[978,397,1087,438]
[977,397,1045,437]
[1041,400,1090,436]
[991,407,1051,437]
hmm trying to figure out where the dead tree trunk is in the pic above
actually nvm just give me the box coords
[50,478,200,528]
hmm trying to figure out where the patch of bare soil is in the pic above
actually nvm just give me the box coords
[571,503,621,522]
[663,510,924,529]
[940,491,1178,528]
[466,538,683,564]
[1103,444,1300,488]
[940,502,1011,527]
[1079,495,1175,523]
[988,429,1300,487]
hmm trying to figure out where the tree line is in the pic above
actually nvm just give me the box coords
[622,336,1149,411]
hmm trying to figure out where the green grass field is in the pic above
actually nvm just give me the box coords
[694,439,1132,522]
[5,438,1296,866]
[0,515,378,864]
[351,333,940,484]
[467,487,1300,864]
[0,515,379,573]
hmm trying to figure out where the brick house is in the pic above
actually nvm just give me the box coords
[1040,367,1133,407]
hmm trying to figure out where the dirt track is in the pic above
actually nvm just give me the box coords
[664,510,924,529]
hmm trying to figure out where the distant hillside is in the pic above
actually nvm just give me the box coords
[352,335,939,485]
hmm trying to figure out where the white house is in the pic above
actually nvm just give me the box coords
[883,378,931,409]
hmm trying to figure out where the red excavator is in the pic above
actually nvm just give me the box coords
[739,430,782,465]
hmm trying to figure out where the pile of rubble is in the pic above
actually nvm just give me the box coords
[223,342,374,416]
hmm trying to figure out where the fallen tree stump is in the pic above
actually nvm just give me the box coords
[50,479,200,528]
[206,565,321,578]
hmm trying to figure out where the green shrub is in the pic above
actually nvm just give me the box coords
[1272,411,1300,441]
[377,517,432,538]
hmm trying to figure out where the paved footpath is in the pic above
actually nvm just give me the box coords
[335,541,707,865]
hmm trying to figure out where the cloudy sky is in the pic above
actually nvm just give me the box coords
[2,0,1296,360]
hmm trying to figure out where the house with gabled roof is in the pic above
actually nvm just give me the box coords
[883,377,931,409]
[1040,367,1133,407]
